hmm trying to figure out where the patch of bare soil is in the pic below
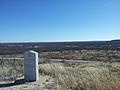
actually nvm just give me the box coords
[0,75,57,90]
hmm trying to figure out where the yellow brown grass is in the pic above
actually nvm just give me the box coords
[39,62,120,90]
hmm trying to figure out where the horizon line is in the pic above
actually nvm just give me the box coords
[0,39,120,43]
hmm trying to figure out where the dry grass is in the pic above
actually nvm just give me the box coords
[39,62,120,90]
[39,50,120,62]
[0,54,120,90]
[0,59,23,81]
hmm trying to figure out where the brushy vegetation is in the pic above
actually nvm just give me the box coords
[0,49,120,90]
[40,50,120,62]
[0,58,23,81]
[0,58,120,90]
[39,62,120,90]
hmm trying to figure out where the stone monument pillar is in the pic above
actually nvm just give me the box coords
[24,50,39,81]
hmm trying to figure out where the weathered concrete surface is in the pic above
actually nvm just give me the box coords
[24,50,39,81]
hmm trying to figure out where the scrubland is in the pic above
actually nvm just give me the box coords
[40,50,120,62]
[40,62,120,90]
[0,50,120,90]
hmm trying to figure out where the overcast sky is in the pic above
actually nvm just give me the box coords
[0,0,120,42]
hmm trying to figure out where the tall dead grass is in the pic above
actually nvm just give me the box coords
[0,59,23,81]
[39,62,120,90]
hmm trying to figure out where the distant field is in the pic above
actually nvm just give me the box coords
[1,50,120,62]
[0,40,120,55]
[39,50,120,62]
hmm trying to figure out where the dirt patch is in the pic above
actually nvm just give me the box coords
[0,75,57,90]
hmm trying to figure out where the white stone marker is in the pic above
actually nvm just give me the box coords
[24,50,39,81]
